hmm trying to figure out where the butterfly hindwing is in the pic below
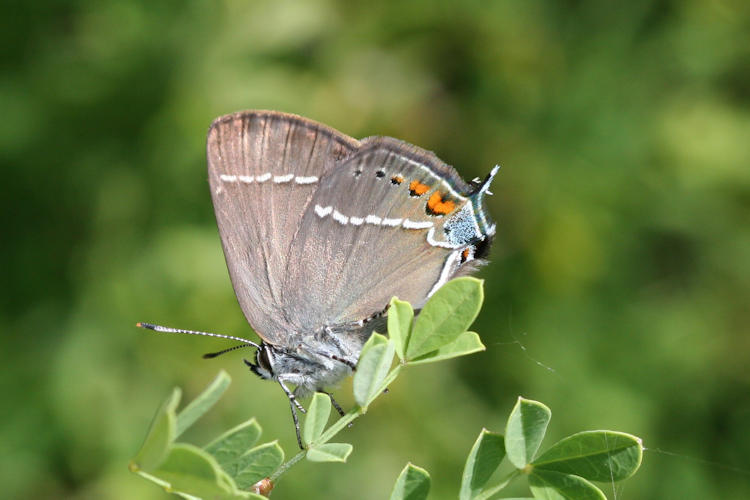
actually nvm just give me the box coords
[280,137,481,333]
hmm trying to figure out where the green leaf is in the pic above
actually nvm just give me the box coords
[388,297,414,361]
[176,370,231,438]
[204,418,262,473]
[390,463,431,500]
[233,441,285,490]
[132,387,181,471]
[306,443,353,463]
[405,277,483,360]
[532,431,643,482]
[506,397,551,468]
[353,333,395,408]
[459,429,506,500]
[303,392,332,446]
[528,469,605,500]
[408,331,485,365]
[152,443,246,499]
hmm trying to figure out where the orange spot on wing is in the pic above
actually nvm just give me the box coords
[391,175,404,185]
[409,180,430,196]
[427,191,456,215]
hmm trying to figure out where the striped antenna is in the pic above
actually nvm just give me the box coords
[136,322,261,351]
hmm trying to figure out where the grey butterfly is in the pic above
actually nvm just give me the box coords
[139,110,498,448]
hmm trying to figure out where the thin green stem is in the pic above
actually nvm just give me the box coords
[269,450,305,482]
[318,364,403,442]
[316,405,362,444]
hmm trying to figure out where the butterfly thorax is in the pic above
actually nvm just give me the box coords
[247,333,361,398]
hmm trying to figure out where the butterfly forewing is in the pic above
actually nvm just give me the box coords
[207,111,359,345]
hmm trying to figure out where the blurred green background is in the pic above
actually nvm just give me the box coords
[4,0,750,498]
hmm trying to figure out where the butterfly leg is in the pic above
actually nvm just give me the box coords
[288,400,303,449]
[278,379,306,449]
[317,390,353,428]
[317,389,345,417]
[278,379,306,413]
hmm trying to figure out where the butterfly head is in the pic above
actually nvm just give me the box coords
[245,342,275,380]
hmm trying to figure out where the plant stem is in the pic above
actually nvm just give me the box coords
[317,365,402,443]
[316,405,362,444]
[269,450,305,482]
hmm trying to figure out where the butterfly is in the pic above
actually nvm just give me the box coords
[139,110,498,447]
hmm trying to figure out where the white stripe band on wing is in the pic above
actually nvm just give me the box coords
[273,173,295,183]
[314,205,333,217]
[315,207,443,246]
[295,176,319,184]
[427,249,461,297]
[332,210,349,225]
[402,219,434,230]
[427,227,459,248]
[220,172,318,185]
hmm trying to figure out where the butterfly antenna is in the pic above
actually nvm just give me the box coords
[202,343,254,359]
[136,322,261,350]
